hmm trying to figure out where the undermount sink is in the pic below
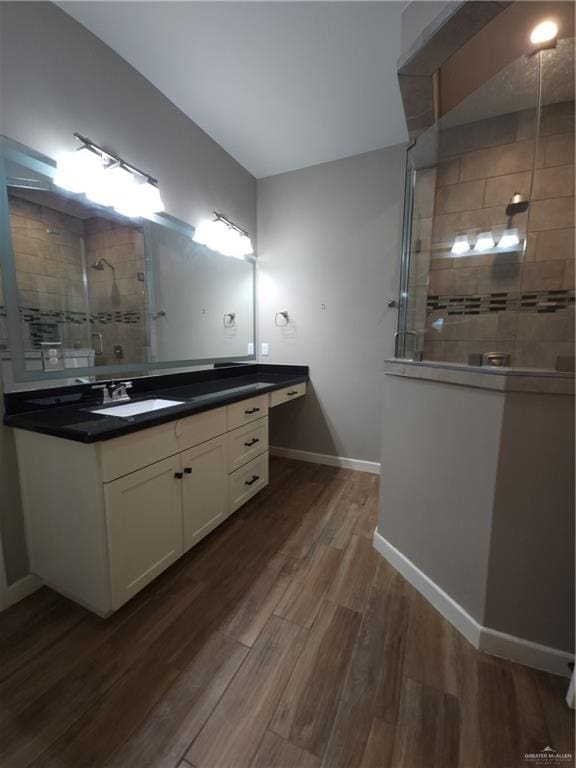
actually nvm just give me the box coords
[90,398,185,418]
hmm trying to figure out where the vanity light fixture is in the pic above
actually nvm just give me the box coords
[451,234,471,256]
[54,133,164,218]
[497,228,520,249]
[474,231,495,252]
[193,212,254,258]
[530,19,558,49]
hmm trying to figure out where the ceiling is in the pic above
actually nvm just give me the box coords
[58,2,409,178]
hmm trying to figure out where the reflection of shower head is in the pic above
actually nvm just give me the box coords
[91,257,115,271]
[505,192,530,217]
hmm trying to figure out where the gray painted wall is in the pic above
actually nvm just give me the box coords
[378,374,502,621]
[257,145,406,464]
[400,1,461,58]
[0,1,256,586]
[485,392,575,652]
[377,375,575,652]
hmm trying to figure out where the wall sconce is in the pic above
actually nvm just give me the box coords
[497,228,520,249]
[223,313,236,327]
[193,212,254,258]
[474,231,495,252]
[275,311,289,327]
[451,234,470,256]
[54,134,164,218]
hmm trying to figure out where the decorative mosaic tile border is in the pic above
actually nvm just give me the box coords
[0,305,142,325]
[428,289,575,316]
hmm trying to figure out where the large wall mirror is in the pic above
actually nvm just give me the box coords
[0,137,256,389]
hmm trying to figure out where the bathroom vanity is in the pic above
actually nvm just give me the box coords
[5,365,307,615]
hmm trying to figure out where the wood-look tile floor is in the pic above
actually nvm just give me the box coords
[0,457,573,768]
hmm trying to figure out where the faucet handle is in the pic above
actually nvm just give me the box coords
[91,383,112,404]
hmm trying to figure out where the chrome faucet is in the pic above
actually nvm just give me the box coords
[91,383,113,404]
[111,381,133,402]
[91,381,133,404]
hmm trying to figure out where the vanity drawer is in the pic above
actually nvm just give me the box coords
[227,394,269,431]
[227,416,268,473]
[99,407,227,482]
[269,382,307,407]
[228,452,269,513]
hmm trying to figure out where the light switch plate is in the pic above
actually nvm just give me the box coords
[261,342,269,356]
[247,342,254,355]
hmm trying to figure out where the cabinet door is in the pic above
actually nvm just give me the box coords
[181,435,228,552]
[104,455,183,610]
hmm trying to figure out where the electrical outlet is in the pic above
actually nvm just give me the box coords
[247,342,254,355]
[261,342,269,356]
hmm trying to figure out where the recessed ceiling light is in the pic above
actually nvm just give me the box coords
[530,20,558,46]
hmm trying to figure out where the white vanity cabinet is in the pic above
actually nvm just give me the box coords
[104,455,184,609]
[181,434,229,552]
[14,383,306,616]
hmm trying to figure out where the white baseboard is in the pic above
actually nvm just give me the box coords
[373,530,574,678]
[1,573,41,610]
[270,446,380,475]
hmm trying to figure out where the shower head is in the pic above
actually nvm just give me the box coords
[505,192,530,218]
[90,257,115,271]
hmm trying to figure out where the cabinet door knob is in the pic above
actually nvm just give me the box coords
[184,467,192,474]
[245,407,260,415]
[174,472,183,479]
[244,438,260,447]
[245,475,259,486]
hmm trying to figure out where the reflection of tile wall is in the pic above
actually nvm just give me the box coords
[423,101,575,369]
[7,195,88,350]
[4,200,149,367]
[85,217,147,366]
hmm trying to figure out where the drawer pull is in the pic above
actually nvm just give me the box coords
[174,472,183,480]
[184,467,192,474]
[245,475,260,486]
[244,438,260,447]
[287,390,299,396]
[245,407,261,415]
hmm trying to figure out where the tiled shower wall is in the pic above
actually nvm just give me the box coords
[85,217,147,367]
[3,197,148,367]
[423,100,575,369]
[6,195,88,350]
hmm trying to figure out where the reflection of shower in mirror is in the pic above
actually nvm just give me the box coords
[90,257,115,271]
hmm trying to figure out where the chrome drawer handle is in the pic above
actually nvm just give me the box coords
[245,407,260,415]
[244,438,260,447]
[287,390,298,396]
[245,475,259,486]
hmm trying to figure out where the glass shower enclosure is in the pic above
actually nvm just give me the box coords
[397,37,575,370]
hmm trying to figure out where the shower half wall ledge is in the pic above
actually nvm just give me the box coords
[377,358,574,676]
[384,357,575,394]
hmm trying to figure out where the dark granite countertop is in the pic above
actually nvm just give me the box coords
[3,364,309,443]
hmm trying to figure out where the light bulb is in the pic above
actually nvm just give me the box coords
[193,220,215,246]
[114,179,164,218]
[86,163,129,207]
[530,20,558,45]
[497,228,520,249]
[216,226,240,257]
[474,232,495,252]
[54,146,102,194]
[135,181,164,214]
[193,218,253,257]
[238,234,254,256]
[451,234,470,256]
